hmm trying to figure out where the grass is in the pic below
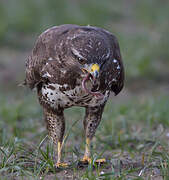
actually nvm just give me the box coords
[0,88,168,179]
[0,0,169,179]
[0,0,169,81]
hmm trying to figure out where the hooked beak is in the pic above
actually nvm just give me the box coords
[90,63,100,78]
[91,69,99,79]
[82,63,100,79]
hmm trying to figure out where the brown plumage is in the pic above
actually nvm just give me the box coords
[25,24,124,167]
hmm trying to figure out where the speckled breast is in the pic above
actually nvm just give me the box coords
[41,82,110,109]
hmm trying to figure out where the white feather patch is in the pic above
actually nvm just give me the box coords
[117,65,121,70]
[48,57,53,61]
[113,59,117,63]
[42,72,52,78]
[71,48,84,59]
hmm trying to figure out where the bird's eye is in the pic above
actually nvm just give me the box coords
[78,57,86,65]
[71,49,86,65]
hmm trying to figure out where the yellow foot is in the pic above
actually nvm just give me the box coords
[55,162,68,168]
[95,158,106,163]
[80,156,106,164]
[81,156,92,163]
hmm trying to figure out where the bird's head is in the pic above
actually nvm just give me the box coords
[70,33,110,99]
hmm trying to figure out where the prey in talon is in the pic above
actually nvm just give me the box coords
[24,24,124,167]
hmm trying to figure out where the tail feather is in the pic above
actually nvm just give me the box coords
[18,80,27,87]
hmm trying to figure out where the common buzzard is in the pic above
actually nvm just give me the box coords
[25,24,124,167]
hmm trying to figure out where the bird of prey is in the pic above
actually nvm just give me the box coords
[25,24,124,167]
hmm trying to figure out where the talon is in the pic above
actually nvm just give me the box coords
[81,156,92,163]
[95,158,106,163]
[80,156,106,164]
[56,162,68,168]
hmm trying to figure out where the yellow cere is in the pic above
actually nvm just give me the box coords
[91,64,100,72]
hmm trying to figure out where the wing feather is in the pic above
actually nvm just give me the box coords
[96,28,125,95]
[25,24,124,95]
[25,24,80,89]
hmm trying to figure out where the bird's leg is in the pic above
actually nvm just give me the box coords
[81,104,106,164]
[82,137,106,164]
[56,141,68,167]
[57,141,62,163]
[82,137,91,163]
[43,108,68,168]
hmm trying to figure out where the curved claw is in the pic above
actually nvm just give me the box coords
[81,156,92,163]
[55,162,68,168]
[95,158,106,163]
[80,156,106,164]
